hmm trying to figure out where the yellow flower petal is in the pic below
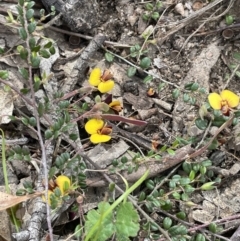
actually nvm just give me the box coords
[98,80,114,93]
[220,90,239,108]
[42,190,54,206]
[208,93,222,110]
[89,68,101,86]
[109,100,121,107]
[85,119,104,134]
[55,175,71,195]
[90,133,111,144]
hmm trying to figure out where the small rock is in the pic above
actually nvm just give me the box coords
[174,3,185,16]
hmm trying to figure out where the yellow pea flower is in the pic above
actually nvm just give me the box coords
[85,118,112,144]
[208,90,239,114]
[55,175,71,195]
[42,190,54,206]
[109,100,123,113]
[89,68,114,93]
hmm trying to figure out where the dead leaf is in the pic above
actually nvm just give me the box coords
[101,114,147,126]
[0,192,42,211]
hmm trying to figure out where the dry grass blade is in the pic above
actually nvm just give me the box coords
[0,192,42,211]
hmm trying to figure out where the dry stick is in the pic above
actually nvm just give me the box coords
[25,9,53,241]
[177,7,221,57]
[207,0,235,21]
[48,25,131,48]
[86,114,234,187]
[104,48,179,88]
[157,0,230,44]
[230,224,240,241]
[222,63,240,90]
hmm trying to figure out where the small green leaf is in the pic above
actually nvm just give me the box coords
[19,27,27,40]
[3,85,11,92]
[44,41,52,48]
[26,9,34,19]
[34,80,41,92]
[172,89,180,99]
[163,217,172,230]
[184,82,194,90]
[233,53,240,63]
[0,47,4,54]
[195,118,208,130]
[143,75,153,84]
[69,133,78,141]
[31,56,40,67]
[29,37,36,49]
[16,5,23,15]
[127,66,137,77]
[179,177,190,186]
[142,14,150,21]
[225,14,234,25]
[64,112,70,123]
[94,95,101,103]
[195,233,206,241]
[19,68,29,80]
[28,22,36,34]
[49,46,55,55]
[182,162,192,174]
[145,3,153,10]
[168,225,187,236]
[21,117,29,126]
[29,117,36,126]
[183,93,189,102]
[184,185,195,193]
[208,223,217,233]
[39,49,51,58]
[167,148,175,155]
[37,102,44,116]
[0,70,9,79]
[199,104,208,120]
[51,6,56,12]
[200,182,215,191]
[151,12,160,21]
[201,159,212,167]
[138,192,146,202]
[45,129,53,139]
[189,170,196,181]
[40,9,45,16]
[32,45,41,52]
[145,179,155,190]
[172,192,180,200]
[16,189,26,196]
[74,224,83,239]
[140,57,151,69]
[18,0,24,6]
[200,166,207,175]
[105,52,114,63]
[20,88,29,94]
[190,82,199,91]
[207,138,218,150]
[20,48,28,60]
[181,193,189,201]
[193,164,200,172]
[176,211,186,220]
[26,1,35,9]
[17,45,24,53]
[156,2,162,9]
